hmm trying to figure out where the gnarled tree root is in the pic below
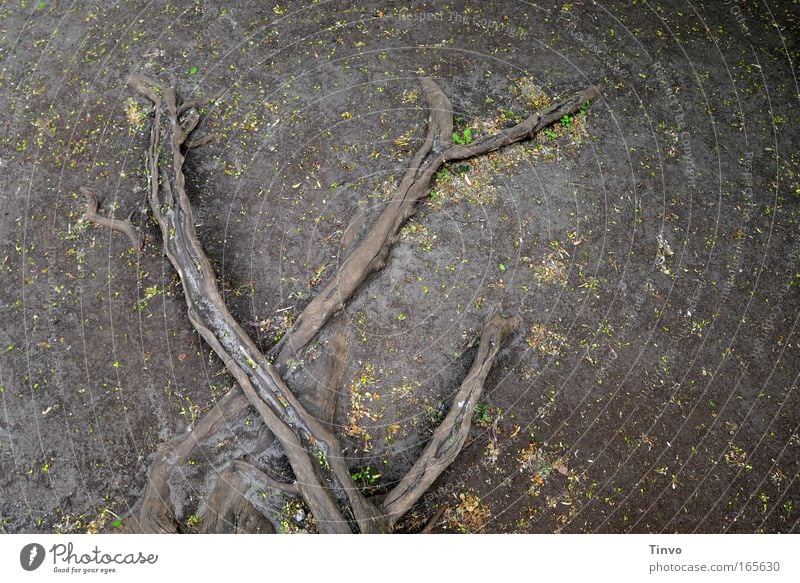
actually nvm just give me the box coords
[123,389,249,533]
[126,73,386,534]
[382,314,520,525]
[113,75,600,534]
[79,187,142,249]
[197,466,278,534]
[272,82,600,363]
[197,461,300,534]
[304,323,349,429]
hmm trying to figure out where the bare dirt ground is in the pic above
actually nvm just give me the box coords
[0,0,797,533]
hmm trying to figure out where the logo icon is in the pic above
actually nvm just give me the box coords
[20,543,46,571]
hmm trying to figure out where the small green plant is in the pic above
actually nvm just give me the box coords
[351,465,381,494]
[544,129,558,140]
[426,405,445,425]
[579,100,591,115]
[473,403,502,428]
[186,514,201,528]
[560,114,574,128]
[452,128,472,145]
[474,403,491,426]
[501,108,519,120]
[179,396,200,425]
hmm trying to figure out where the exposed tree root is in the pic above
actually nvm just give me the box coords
[197,463,281,534]
[230,459,300,497]
[124,389,249,533]
[382,314,520,525]
[110,75,599,534]
[304,324,349,429]
[272,81,600,364]
[420,504,448,534]
[185,134,215,149]
[196,459,306,533]
[127,73,386,534]
[79,187,142,249]
[271,78,453,364]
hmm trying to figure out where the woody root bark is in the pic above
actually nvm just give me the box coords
[84,74,599,533]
